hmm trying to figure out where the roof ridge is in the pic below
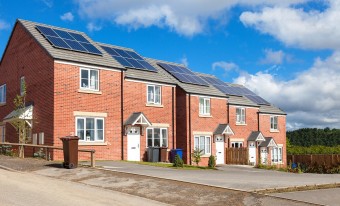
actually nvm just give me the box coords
[146,57,186,67]
[96,42,135,52]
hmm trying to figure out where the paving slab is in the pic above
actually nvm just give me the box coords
[84,161,340,191]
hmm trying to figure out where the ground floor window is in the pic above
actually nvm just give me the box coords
[147,128,167,147]
[0,125,5,142]
[76,117,104,142]
[271,146,283,163]
[231,141,243,148]
[194,135,211,155]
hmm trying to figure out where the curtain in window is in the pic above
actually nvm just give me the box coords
[155,86,160,104]
[206,136,211,154]
[154,128,160,147]
[77,118,85,140]
[205,99,210,114]
[96,119,103,141]
[200,136,205,153]
[161,129,167,147]
[90,70,98,90]
[194,136,199,150]
[148,86,154,102]
[199,98,204,114]
[86,118,95,141]
[81,70,89,88]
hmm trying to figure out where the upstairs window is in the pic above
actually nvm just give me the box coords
[236,107,245,124]
[271,116,278,131]
[80,68,99,91]
[20,76,25,96]
[199,97,210,115]
[147,85,161,104]
[0,84,6,104]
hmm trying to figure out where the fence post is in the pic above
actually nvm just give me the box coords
[45,148,49,161]
[91,151,95,167]
[310,154,313,165]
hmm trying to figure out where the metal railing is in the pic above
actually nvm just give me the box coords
[0,142,95,167]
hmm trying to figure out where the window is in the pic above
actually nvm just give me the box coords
[147,85,161,104]
[199,97,210,115]
[231,141,243,148]
[236,107,245,124]
[271,146,283,163]
[20,76,25,96]
[0,125,5,142]
[80,68,99,91]
[147,128,167,147]
[0,84,6,104]
[76,117,104,142]
[194,135,211,155]
[271,116,278,130]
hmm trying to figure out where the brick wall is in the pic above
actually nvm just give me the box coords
[0,22,54,157]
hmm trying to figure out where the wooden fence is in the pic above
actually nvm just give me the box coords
[226,148,248,165]
[0,142,96,167]
[287,154,340,167]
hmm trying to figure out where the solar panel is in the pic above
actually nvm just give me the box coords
[100,45,157,72]
[157,62,208,86]
[36,25,102,55]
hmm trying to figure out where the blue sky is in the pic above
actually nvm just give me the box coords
[1,0,339,130]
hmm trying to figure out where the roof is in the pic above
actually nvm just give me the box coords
[147,59,227,98]
[17,19,124,69]
[227,95,259,107]
[247,131,265,141]
[124,112,151,126]
[98,43,175,85]
[214,124,234,135]
[259,137,278,147]
[3,105,33,122]
[259,105,286,115]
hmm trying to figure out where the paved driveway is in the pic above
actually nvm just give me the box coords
[87,161,340,191]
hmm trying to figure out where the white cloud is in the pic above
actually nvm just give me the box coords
[41,0,53,8]
[240,0,340,49]
[86,22,102,32]
[180,56,189,67]
[60,12,74,22]
[0,20,10,30]
[234,52,340,130]
[75,0,307,36]
[212,61,239,72]
[259,49,285,64]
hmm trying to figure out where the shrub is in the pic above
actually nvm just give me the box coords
[173,154,184,168]
[208,155,216,168]
[192,148,203,166]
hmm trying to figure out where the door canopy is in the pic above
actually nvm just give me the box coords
[213,124,234,135]
[3,105,33,128]
[247,131,265,142]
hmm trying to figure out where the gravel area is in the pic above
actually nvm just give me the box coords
[0,155,313,206]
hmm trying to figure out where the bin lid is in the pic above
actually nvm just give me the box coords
[60,136,80,141]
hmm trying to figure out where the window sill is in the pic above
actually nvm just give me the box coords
[78,89,102,95]
[201,154,211,158]
[79,142,107,146]
[0,103,6,106]
[199,114,212,118]
[270,130,280,133]
[146,103,163,108]
[236,123,247,126]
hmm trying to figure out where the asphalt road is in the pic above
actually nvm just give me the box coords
[0,169,168,206]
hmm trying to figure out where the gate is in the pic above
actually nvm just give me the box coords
[225,148,248,165]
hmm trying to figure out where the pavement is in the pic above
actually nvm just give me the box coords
[0,168,168,206]
[83,161,340,191]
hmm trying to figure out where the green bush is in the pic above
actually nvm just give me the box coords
[287,145,340,155]
[191,148,203,166]
[208,155,216,168]
[173,154,184,168]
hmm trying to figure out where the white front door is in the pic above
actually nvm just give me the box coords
[248,141,256,165]
[260,147,267,165]
[127,127,140,161]
[215,136,224,164]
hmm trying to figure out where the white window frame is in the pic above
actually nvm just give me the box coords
[0,125,5,143]
[147,85,161,105]
[271,146,283,164]
[0,84,6,104]
[80,68,99,91]
[194,135,211,155]
[146,127,167,147]
[236,107,246,124]
[231,141,243,148]
[199,97,210,115]
[20,76,25,96]
[270,116,278,131]
[76,117,104,142]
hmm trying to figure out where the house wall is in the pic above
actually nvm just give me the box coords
[53,62,123,160]
[175,87,189,163]
[123,79,175,161]
[0,22,54,156]
[259,114,287,166]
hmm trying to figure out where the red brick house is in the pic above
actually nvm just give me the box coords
[0,19,286,166]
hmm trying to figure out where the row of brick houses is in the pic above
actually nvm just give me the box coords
[0,19,287,166]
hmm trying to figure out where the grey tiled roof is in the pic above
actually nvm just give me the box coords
[259,105,286,115]
[259,137,277,147]
[214,124,233,135]
[98,43,175,85]
[18,19,124,69]
[227,95,259,107]
[124,112,151,125]
[248,131,264,141]
[147,59,226,97]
